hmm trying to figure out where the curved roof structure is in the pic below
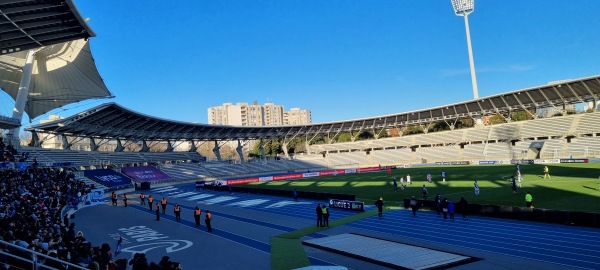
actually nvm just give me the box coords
[0,0,110,122]
[27,74,600,142]
[0,38,113,120]
[0,0,94,55]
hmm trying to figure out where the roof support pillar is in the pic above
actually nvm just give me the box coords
[115,139,125,152]
[61,136,72,150]
[140,141,150,152]
[165,140,174,152]
[282,141,289,158]
[90,138,99,151]
[189,140,197,152]
[10,50,36,142]
[236,140,244,162]
[213,141,222,161]
[259,139,266,159]
[28,131,41,147]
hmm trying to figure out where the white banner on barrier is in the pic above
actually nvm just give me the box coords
[302,172,320,178]
[534,159,560,164]
[344,169,357,174]
[259,176,273,182]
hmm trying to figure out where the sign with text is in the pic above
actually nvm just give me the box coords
[329,199,364,212]
[560,159,588,163]
[84,169,131,187]
[435,161,470,165]
[121,166,172,182]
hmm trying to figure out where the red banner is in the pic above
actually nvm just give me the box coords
[273,174,303,181]
[319,169,346,176]
[227,178,259,185]
[356,166,380,173]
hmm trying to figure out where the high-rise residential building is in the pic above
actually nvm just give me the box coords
[208,101,311,126]
[284,108,312,125]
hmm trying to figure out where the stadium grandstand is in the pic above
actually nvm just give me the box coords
[0,0,599,193]
[1,1,600,269]
[19,75,600,172]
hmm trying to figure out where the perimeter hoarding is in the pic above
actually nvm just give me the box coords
[224,166,382,185]
[121,166,172,182]
[84,169,131,188]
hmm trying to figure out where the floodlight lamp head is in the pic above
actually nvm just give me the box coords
[451,0,474,16]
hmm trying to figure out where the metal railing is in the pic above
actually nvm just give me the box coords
[0,239,87,270]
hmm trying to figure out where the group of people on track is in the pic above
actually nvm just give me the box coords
[110,191,214,232]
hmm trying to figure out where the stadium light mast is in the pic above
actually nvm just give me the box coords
[451,0,479,100]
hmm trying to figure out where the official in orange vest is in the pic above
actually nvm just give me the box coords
[111,191,117,206]
[205,210,212,232]
[155,203,160,221]
[147,196,153,211]
[139,193,146,206]
[174,204,181,222]
[161,198,167,214]
[194,207,201,226]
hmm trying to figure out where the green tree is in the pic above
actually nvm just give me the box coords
[511,110,535,121]
[357,130,374,140]
[337,132,352,142]
[489,114,506,125]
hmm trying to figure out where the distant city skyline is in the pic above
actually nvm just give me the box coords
[208,101,311,126]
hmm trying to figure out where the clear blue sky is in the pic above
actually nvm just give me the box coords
[3,0,600,125]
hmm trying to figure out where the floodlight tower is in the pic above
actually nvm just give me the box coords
[451,0,479,99]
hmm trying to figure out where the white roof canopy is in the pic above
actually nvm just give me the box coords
[0,38,113,120]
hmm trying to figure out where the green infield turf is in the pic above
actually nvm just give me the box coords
[244,163,600,213]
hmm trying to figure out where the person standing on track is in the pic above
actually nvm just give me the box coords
[139,193,145,206]
[155,203,160,221]
[409,196,419,216]
[161,198,167,214]
[321,205,329,227]
[148,196,153,211]
[448,200,455,219]
[205,210,212,232]
[122,194,128,207]
[459,197,469,220]
[316,203,323,227]
[375,197,384,218]
[174,203,181,222]
[435,193,441,216]
[111,191,117,206]
[194,206,201,226]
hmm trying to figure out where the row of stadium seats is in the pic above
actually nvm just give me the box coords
[310,112,600,154]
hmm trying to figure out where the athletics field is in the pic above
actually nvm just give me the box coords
[243,163,600,213]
